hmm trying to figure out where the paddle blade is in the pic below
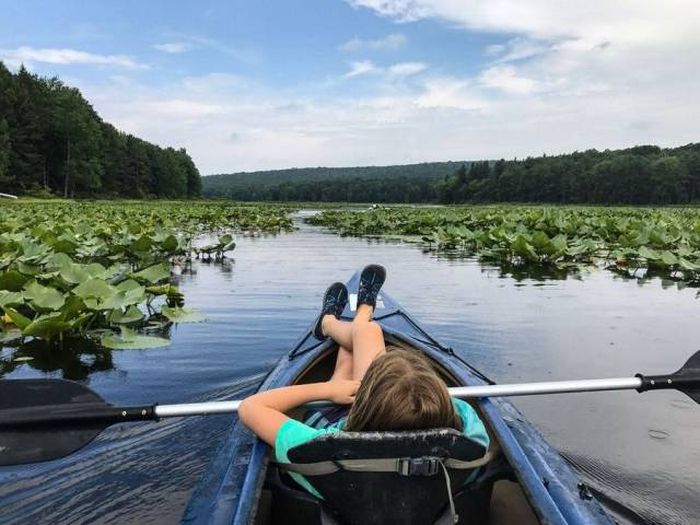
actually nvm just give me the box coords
[0,379,107,466]
[673,349,700,404]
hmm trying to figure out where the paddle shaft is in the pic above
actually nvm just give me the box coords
[0,373,691,428]
[154,376,648,418]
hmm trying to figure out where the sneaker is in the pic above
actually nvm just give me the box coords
[312,282,349,340]
[357,264,386,310]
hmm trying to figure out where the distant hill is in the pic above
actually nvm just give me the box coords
[202,162,470,202]
[204,142,700,205]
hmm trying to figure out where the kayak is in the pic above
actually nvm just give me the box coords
[183,272,615,524]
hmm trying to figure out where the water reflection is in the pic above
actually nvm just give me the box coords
[0,337,115,380]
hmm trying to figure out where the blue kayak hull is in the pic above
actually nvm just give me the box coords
[183,273,614,524]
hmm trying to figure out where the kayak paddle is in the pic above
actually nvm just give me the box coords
[1,349,698,466]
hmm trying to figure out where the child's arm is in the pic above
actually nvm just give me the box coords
[238,380,359,446]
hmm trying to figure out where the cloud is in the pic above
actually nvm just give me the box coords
[478,65,539,95]
[387,61,427,76]
[345,1,699,45]
[488,38,551,63]
[344,60,379,77]
[153,42,192,54]
[340,33,407,52]
[344,60,427,78]
[0,46,146,69]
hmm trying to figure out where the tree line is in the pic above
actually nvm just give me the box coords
[438,144,700,204]
[0,61,201,198]
[202,162,464,202]
[204,143,700,205]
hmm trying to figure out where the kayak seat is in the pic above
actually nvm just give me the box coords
[270,428,494,525]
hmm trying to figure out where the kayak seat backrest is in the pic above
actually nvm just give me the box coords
[279,428,492,525]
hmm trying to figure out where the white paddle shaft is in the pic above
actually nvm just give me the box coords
[153,376,642,418]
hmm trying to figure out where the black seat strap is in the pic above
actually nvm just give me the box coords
[275,450,492,477]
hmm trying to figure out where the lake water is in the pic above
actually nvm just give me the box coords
[1,211,699,524]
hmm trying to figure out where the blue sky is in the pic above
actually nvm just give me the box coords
[1,1,698,173]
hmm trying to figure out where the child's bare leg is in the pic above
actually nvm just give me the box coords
[322,317,353,349]
[330,346,353,381]
[351,304,386,381]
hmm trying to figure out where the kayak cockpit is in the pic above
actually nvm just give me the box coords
[252,338,541,525]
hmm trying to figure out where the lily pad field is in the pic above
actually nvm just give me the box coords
[0,200,293,348]
[308,205,700,286]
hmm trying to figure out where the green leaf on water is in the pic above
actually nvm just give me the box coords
[85,263,108,279]
[133,263,170,284]
[22,312,71,339]
[131,235,153,253]
[0,270,30,291]
[0,290,24,309]
[638,246,661,261]
[160,234,179,252]
[16,261,42,276]
[59,262,90,284]
[161,306,205,323]
[109,305,145,325]
[23,280,66,311]
[73,278,117,301]
[101,326,170,349]
[661,251,678,266]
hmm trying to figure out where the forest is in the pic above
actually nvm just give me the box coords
[202,162,465,202]
[0,61,201,198]
[438,144,700,205]
[203,144,700,205]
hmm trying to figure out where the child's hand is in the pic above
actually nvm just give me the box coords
[326,379,360,404]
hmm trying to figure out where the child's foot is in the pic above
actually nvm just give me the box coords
[357,264,386,310]
[313,282,349,340]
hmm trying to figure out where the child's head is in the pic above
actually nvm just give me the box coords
[345,348,462,432]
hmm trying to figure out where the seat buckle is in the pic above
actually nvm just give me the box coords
[397,457,440,477]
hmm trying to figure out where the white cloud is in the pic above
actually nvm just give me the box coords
[0,46,146,69]
[345,1,699,45]
[478,65,539,95]
[344,60,427,79]
[489,38,550,63]
[344,60,379,77]
[340,33,407,52]
[387,61,427,76]
[153,42,192,54]
[416,77,486,110]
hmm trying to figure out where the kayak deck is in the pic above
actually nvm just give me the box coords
[183,273,614,524]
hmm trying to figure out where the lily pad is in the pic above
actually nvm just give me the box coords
[101,326,170,349]
[23,312,71,339]
[109,305,145,325]
[0,290,24,309]
[133,263,170,284]
[161,306,205,323]
[0,270,30,292]
[23,280,66,311]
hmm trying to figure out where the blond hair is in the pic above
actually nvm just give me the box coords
[345,348,462,432]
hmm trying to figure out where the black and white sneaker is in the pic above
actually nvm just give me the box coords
[357,264,386,310]
[312,282,349,340]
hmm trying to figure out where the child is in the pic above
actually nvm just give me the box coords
[238,264,489,498]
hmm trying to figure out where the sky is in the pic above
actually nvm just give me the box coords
[1,0,699,174]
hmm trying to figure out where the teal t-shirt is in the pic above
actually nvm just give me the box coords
[274,398,490,499]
